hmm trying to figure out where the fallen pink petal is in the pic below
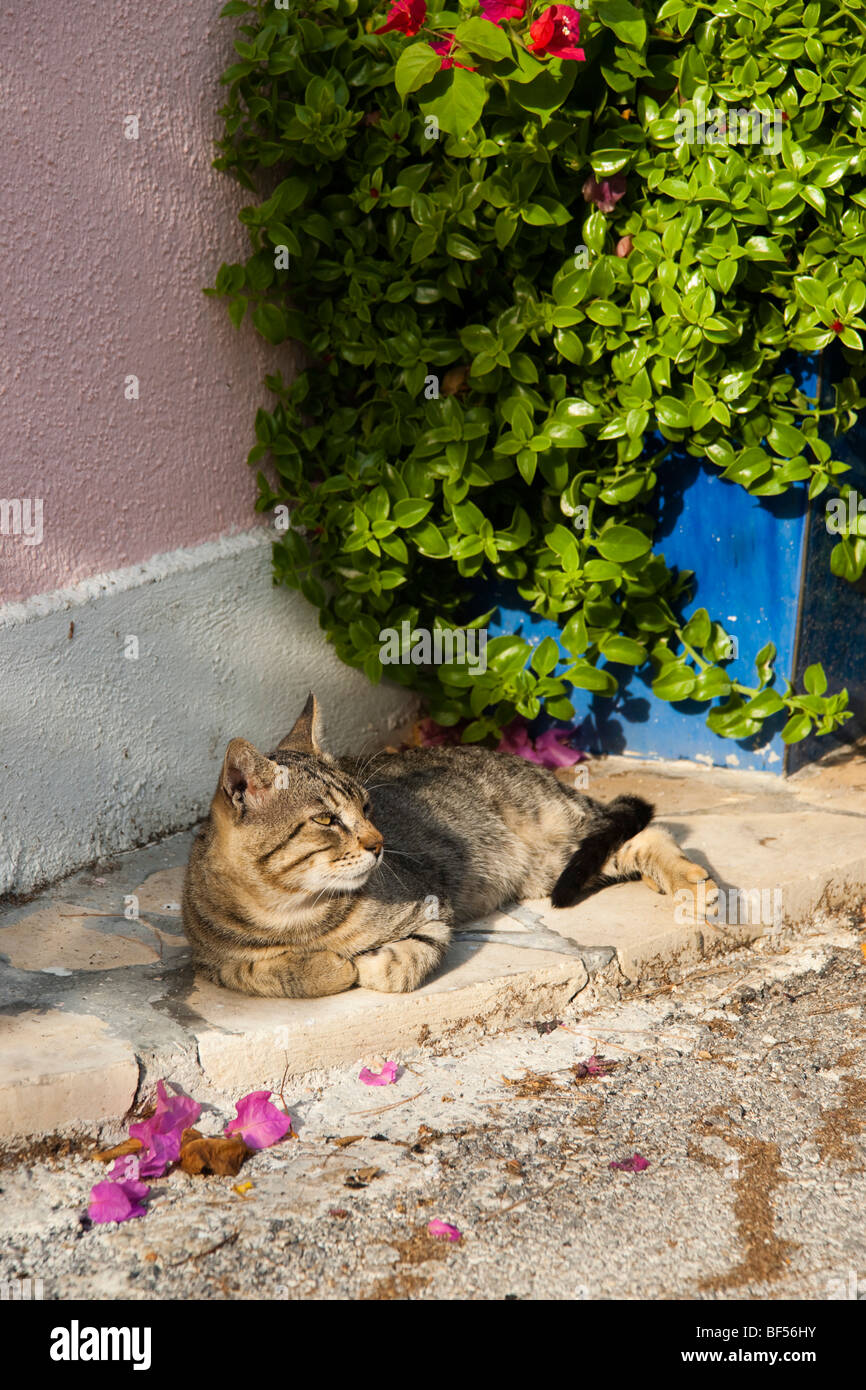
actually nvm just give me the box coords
[359,1061,400,1086]
[108,1153,141,1181]
[609,1153,650,1172]
[575,1054,613,1078]
[224,1090,292,1150]
[137,1131,182,1178]
[129,1079,202,1173]
[428,1219,461,1241]
[88,1179,149,1224]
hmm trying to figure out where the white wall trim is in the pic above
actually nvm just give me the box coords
[0,528,271,629]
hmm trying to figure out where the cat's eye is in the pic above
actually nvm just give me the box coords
[362,802,372,816]
[312,812,336,826]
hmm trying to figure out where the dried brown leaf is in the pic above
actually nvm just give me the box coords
[92,1138,143,1163]
[180,1135,250,1177]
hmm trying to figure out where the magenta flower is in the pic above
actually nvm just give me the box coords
[497,719,585,769]
[497,721,535,759]
[429,36,476,71]
[609,1152,650,1172]
[129,1080,202,1178]
[414,717,463,747]
[359,1061,400,1086]
[224,1090,292,1150]
[88,1179,149,1224]
[575,1054,613,1078]
[375,0,426,35]
[532,729,585,768]
[582,174,627,213]
[528,6,585,61]
[480,0,527,21]
[108,1153,141,1181]
[428,1219,462,1241]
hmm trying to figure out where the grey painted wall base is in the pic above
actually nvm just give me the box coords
[0,530,415,898]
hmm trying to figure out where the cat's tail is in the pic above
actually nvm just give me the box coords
[550,794,653,908]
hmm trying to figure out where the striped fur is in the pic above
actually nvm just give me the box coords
[182,694,717,997]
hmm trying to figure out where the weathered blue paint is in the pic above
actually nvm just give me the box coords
[483,354,865,773]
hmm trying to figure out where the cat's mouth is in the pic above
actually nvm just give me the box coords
[333,859,376,888]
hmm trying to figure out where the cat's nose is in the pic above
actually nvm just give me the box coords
[360,828,384,856]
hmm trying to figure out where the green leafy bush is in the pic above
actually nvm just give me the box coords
[210,0,865,745]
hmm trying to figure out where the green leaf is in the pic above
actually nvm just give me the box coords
[597,0,647,46]
[652,666,697,701]
[393,498,432,528]
[561,611,588,656]
[681,607,711,649]
[419,67,486,139]
[453,17,512,60]
[446,233,481,261]
[691,667,732,700]
[600,635,646,666]
[802,663,828,696]
[532,636,560,676]
[412,522,450,558]
[595,525,652,563]
[745,688,785,718]
[781,713,812,744]
[395,43,443,100]
[656,397,690,430]
[568,661,618,695]
[252,303,288,344]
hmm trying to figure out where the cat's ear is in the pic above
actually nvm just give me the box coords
[276,692,322,755]
[220,738,277,812]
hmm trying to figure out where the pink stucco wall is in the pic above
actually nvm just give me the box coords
[0,2,292,603]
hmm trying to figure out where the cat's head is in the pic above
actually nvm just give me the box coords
[211,694,384,899]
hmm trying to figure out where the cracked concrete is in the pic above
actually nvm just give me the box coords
[1,751,864,1142]
[0,925,863,1301]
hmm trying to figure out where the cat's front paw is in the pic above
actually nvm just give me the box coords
[355,945,418,993]
[355,927,449,993]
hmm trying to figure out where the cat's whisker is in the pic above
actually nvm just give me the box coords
[378,858,411,898]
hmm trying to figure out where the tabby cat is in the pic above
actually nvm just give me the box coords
[183,694,717,998]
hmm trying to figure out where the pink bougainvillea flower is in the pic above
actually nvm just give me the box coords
[609,1152,650,1172]
[88,1179,149,1224]
[128,1080,201,1177]
[429,35,476,71]
[375,0,426,35]
[428,1219,462,1241]
[616,234,634,258]
[532,729,585,769]
[497,719,585,770]
[224,1091,292,1150]
[414,717,463,747]
[575,1054,613,1078]
[528,5,585,61]
[480,0,527,22]
[129,1080,202,1178]
[108,1153,141,1181]
[497,719,535,759]
[359,1060,400,1086]
[582,174,627,213]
